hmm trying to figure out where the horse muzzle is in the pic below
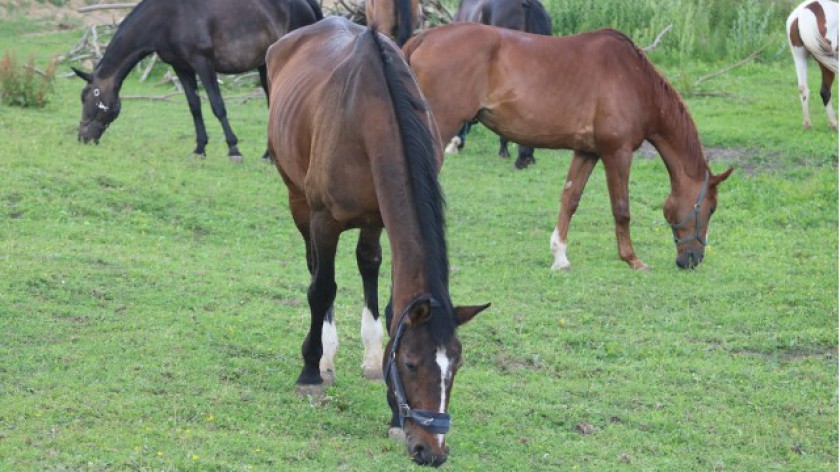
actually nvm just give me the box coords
[407,434,449,467]
[676,246,704,269]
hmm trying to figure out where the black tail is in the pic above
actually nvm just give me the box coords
[366,27,453,324]
[395,0,414,46]
[524,0,552,36]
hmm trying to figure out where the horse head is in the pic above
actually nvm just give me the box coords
[384,297,489,467]
[665,167,734,269]
[72,67,122,144]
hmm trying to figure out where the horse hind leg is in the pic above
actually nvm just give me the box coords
[193,58,242,162]
[819,64,837,130]
[551,151,597,270]
[791,45,813,129]
[356,227,384,381]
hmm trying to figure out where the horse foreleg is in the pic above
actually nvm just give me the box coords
[552,151,597,270]
[603,148,648,270]
[356,227,384,380]
[819,64,837,130]
[194,61,242,162]
[514,144,536,169]
[259,65,272,160]
[498,136,510,158]
[173,67,208,157]
[298,212,341,395]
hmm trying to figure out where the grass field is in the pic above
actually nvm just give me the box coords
[1,11,838,471]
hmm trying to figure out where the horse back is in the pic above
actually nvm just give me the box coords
[267,18,412,223]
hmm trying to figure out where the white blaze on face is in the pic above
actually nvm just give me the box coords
[435,346,451,447]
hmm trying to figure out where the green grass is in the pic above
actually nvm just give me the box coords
[1,17,837,471]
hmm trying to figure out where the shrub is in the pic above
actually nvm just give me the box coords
[0,52,57,108]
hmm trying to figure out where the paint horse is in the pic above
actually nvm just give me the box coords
[786,0,839,130]
[449,0,553,169]
[365,0,420,46]
[404,24,733,270]
[72,0,322,161]
[266,18,489,466]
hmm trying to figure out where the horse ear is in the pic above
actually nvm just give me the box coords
[408,300,432,326]
[71,67,93,83]
[711,167,734,186]
[455,303,491,326]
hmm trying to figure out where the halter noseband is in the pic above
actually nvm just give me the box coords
[669,170,710,246]
[384,295,452,435]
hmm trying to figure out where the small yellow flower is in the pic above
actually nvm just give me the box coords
[206,414,214,422]
[157,451,163,457]
[192,454,199,461]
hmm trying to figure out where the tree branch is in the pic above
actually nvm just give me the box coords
[642,24,673,52]
[77,3,137,13]
[693,42,772,87]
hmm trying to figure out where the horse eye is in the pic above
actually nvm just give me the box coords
[405,361,418,373]
[709,206,716,215]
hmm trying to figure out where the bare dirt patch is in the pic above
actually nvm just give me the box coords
[1,0,126,27]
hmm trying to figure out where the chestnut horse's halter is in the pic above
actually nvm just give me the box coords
[384,295,452,435]
[670,170,710,246]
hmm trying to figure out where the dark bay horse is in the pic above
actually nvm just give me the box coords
[266,17,489,466]
[404,23,733,270]
[786,0,838,130]
[365,0,420,46]
[72,0,322,161]
[450,0,552,169]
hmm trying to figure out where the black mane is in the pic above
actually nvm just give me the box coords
[368,28,456,342]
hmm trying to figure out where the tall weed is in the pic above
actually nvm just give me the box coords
[0,52,56,108]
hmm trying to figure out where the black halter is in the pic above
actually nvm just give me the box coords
[670,170,710,246]
[384,295,452,435]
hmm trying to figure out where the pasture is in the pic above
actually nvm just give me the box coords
[1,3,838,471]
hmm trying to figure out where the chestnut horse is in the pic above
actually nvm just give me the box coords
[786,0,838,130]
[365,0,420,46]
[449,0,553,168]
[72,0,322,161]
[266,18,489,466]
[404,23,733,270]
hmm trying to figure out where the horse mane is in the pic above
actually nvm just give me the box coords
[524,0,552,36]
[606,29,706,177]
[367,27,456,342]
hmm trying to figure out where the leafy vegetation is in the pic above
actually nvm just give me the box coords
[0,5,837,471]
[0,52,56,108]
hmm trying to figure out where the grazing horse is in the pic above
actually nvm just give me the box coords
[72,0,322,161]
[266,17,489,466]
[786,0,839,130]
[449,0,553,169]
[404,23,733,270]
[365,0,420,46]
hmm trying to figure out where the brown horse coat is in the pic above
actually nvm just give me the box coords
[404,23,732,270]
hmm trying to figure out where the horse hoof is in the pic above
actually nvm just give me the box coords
[388,427,406,442]
[630,261,650,271]
[444,143,460,154]
[229,154,244,164]
[321,369,336,387]
[193,152,207,159]
[363,367,384,381]
[551,261,571,271]
[296,383,325,398]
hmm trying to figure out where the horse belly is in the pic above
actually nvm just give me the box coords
[479,108,597,151]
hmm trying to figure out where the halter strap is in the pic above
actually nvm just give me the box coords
[384,295,452,435]
[670,170,710,246]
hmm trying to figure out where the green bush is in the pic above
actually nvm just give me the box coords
[0,52,56,108]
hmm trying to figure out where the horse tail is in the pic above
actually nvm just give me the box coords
[366,26,451,302]
[395,0,414,47]
[797,5,838,73]
[523,0,553,36]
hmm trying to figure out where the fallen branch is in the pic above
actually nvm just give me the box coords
[139,54,157,81]
[122,91,180,101]
[693,42,772,87]
[642,24,673,52]
[77,3,137,13]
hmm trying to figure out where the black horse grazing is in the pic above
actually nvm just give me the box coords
[448,0,552,169]
[72,0,322,161]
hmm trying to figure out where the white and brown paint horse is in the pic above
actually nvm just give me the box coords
[787,0,839,130]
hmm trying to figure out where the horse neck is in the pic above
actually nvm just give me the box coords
[94,5,157,92]
[648,93,709,194]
